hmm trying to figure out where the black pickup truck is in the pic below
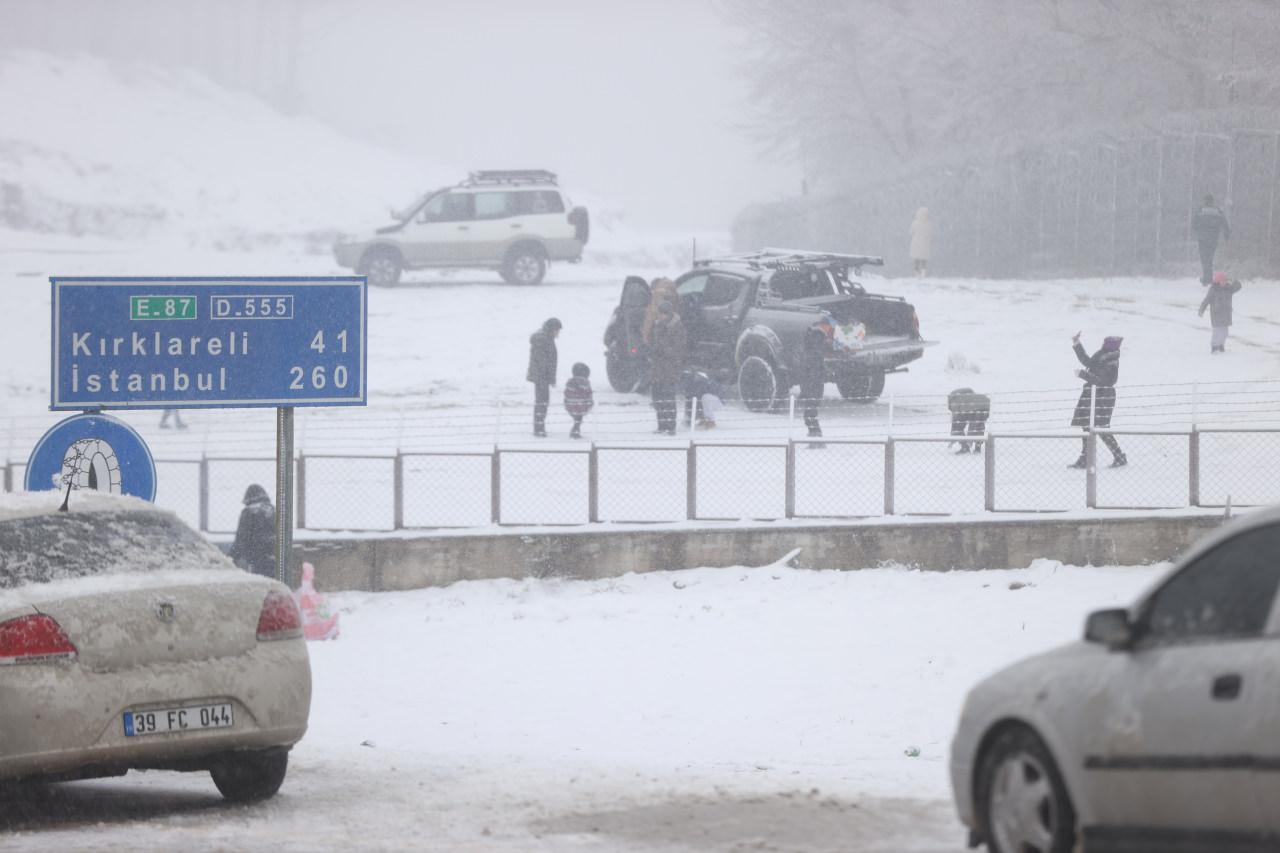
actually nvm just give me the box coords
[603,251,934,409]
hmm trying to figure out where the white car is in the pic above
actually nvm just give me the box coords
[950,506,1280,853]
[0,492,311,801]
[333,169,589,286]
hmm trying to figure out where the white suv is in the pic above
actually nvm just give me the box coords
[334,170,589,286]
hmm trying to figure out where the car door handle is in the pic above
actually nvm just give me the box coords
[510,223,523,229]
[456,225,469,231]
[1212,674,1242,700]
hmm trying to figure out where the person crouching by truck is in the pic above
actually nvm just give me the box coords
[947,388,990,453]
[681,368,725,428]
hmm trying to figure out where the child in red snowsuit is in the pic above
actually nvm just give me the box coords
[563,362,594,439]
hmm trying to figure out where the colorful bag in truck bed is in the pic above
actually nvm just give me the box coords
[815,312,866,353]
[293,561,340,641]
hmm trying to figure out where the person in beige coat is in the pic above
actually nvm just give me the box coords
[910,207,932,277]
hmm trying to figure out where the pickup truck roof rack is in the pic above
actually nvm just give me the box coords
[464,170,558,187]
[694,248,885,271]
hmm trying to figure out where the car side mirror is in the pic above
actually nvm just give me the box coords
[1084,608,1135,650]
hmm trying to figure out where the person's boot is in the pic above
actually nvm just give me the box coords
[1068,454,1087,469]
[1110,453,1128,468]
[569,425,581,439]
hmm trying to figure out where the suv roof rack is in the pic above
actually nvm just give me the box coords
[693,248,885,271]
[464,170,558,187]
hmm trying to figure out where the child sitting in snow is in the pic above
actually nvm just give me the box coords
[563,362,594,438]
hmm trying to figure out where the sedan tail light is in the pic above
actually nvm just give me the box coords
[256,590,303,641]
[0,614,77,665]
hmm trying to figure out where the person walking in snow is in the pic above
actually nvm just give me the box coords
[649,301,686,435]
[1199,272,1243,353]
[158,408,187,429]
[909,207,932,277]
[1192,194,1231,286]
[563,362,594,438]
[230,484,276,579]
[1068,333,1126,469]
[798,326,828,442]
[527,317,561,437]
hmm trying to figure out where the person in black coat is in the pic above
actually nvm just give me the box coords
[1192,194,1230,286]
[1198,272,1243,353]
[1069,333,1126,468]
[798,327,827,440]
[230,483,277,578]
[527,317,561,437]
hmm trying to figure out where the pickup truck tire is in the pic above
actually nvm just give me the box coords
[503,244,547,285]
[836,370,886,403]
[738,355,778,412]
[359,249,402,288]
[605,344,644,393]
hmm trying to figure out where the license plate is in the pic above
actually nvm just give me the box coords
[123,703,234,737]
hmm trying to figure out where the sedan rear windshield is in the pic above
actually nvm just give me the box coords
[0,510,228,588]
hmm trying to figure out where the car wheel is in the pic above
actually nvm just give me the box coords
[836,370,884,403]
[209,748,289,803]
[977,727,1076,853]
[606,343,644,393]
[504,246,547,285]
[738,355,777,412]
[360,250,402,288]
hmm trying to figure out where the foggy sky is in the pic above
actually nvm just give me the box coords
[294,0,796,231]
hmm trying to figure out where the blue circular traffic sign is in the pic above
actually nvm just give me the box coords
[25,413,156,501]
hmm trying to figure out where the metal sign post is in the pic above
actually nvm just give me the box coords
[276,407,294,586]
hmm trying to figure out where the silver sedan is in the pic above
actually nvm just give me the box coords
[951,505,1280,853]
[0,493,311,801]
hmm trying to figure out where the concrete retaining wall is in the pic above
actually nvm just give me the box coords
[293,514,1227,593]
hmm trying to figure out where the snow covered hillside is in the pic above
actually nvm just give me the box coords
[0,50,710,264]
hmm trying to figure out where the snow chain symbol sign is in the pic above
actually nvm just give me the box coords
[25,414,156,502]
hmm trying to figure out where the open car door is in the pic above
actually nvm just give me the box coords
[605,276,651,392]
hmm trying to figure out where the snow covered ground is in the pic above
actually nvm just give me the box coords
[0,559,1165,851]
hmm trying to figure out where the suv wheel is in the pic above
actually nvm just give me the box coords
[360,250,402,288]
[738,355,777,412]
[504,245,547,285]
[836,370,885,403]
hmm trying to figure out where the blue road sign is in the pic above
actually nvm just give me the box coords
[51,277,367,410]
[26,413,157,501]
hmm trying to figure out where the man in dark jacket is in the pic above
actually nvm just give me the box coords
[1069,333,1126,468]
[649,302,686,434]
[1199,272,1243,353]
[230,483,277,578]
[798,327,828,441]
[1192,194,1230,285]
[527,317,561,437]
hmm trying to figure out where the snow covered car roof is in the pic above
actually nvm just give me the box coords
[0,491,234,591]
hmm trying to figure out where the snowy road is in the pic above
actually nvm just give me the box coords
[0,560,1164,851]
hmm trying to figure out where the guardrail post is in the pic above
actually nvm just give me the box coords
[1086,430,1098,509]
[490,447,501,525]
[588,444,599,523]
[393,451,404,529]
[198,455,209,532]
[686,442,697,521]
[883,438,895,515]
[984,436,996,511]
[295,452,307,531]
[1189,426,1200,507]
[785,439,796,518]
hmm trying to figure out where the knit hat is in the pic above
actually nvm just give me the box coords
[1212,271,1228,285]
[572,362,590,378]
[543,317,562,332]
[1102,336,1123,352]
